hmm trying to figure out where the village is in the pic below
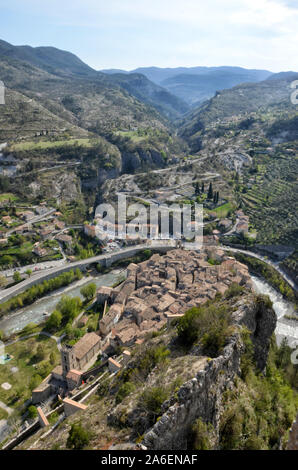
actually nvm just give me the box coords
[26,246,252,428]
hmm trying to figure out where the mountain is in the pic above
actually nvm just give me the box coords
[179,73,298,146]
[101,66,273,105]
[0,39,97,78]
[0,39,188,123]
[106,72,189,119]
[178,73,298,248]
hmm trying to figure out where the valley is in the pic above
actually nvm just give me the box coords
[0,39,297,451]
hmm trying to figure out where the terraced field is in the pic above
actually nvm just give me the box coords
[241,150,298,246]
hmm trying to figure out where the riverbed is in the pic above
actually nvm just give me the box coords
[0,269,125,336]
[251,275,298,347]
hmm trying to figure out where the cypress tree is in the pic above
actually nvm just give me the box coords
[207,182,213,200]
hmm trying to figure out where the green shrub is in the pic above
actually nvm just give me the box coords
[66,423,90,450]
[139,386,169,417]
[80,282,96,302]
[137,345,170,378]
[219,334,298,450]
[27,405,38,419]
[190,418,214,450]
[116,382,135,403]
[177,303,232,356]
[224,282,245,299]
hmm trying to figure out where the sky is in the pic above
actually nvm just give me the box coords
[0,0,297,72]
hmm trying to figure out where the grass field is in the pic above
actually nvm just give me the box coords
[0,335,59,411]
[207,201,235,218]
[0,193,19,203]
[115,130,145,143]
[10,138,93,152]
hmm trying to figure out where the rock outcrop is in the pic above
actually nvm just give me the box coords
[142,296,276,450]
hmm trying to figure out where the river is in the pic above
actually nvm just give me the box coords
[251,275,298,347]
[0,269,125,336]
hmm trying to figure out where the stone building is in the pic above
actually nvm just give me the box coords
[32,332,101,401]
[61,332,101,375]
[96,248,252,351]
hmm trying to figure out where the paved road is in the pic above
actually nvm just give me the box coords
[2,256,66,278]
[5,331,66,351]
[0,243,175,302]
[14,162,81,179]
[6,208,56,236]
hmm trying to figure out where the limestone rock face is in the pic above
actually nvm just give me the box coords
[142,297,276,450]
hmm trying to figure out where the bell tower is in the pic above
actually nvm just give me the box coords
[61,344,76,377]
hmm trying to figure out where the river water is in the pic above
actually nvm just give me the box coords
[0,269,125,336]
[251,275,298,347]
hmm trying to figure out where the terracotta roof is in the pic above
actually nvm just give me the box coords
[115,327,137,344]
[108,358,122,369]
[66,369,82,382]
[73,332,101,360]
[63,398,87,410]
[37,407,49,426]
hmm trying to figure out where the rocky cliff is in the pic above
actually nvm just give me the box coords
[143,296,276,450]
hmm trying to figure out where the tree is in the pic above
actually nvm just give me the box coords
[28,405,38,419]
[13,271,22,283]
[75,267,83,280]
[140,387,169,417]
[80,282,96,302]
[201,182,205,193]
[191,419,214,450]
[49,351,56,366]
[0,329,4,340]
[46,310,62,331]
[57,295,82,321]
[29,374,42,391]
[0,274,7,288]
[116,382,135,404]
[0,255,13,267]
[25,269,32,277]
[207,182,213,200]
[67,423,90,450]
[35,344,45,362]
[195,182,200,195]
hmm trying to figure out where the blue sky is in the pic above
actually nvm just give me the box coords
[0,0,297,72]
